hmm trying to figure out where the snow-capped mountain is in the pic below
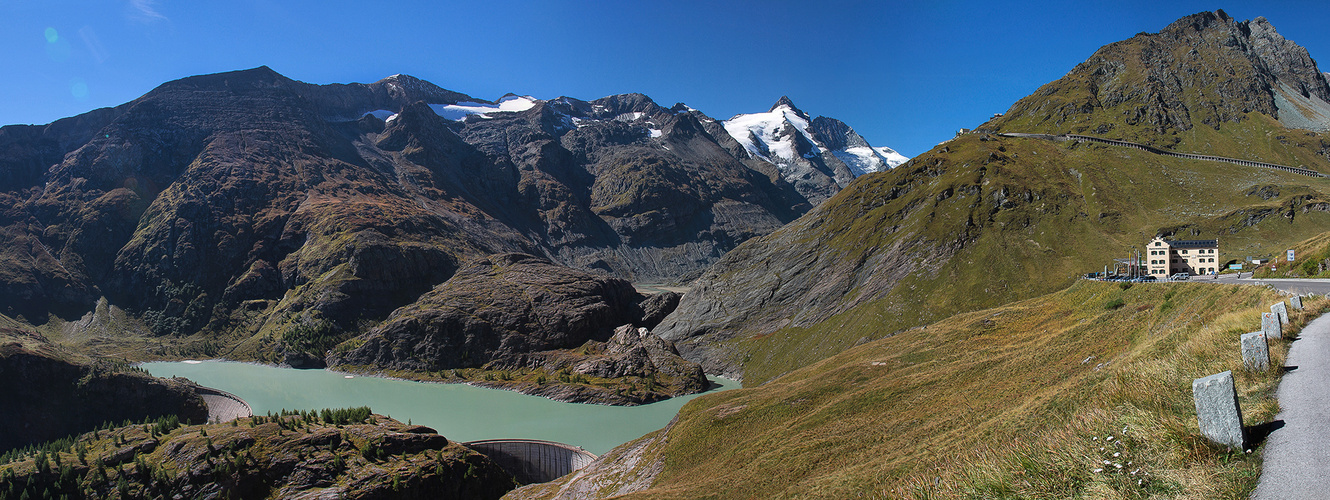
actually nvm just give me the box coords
[723,97,908,179]
[361,90,902,208]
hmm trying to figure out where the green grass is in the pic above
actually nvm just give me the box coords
[577,281,1322,499]
[721,132,1330,386]
[1250,230,1330,279]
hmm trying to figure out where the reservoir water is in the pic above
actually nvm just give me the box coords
[142,361,735,455]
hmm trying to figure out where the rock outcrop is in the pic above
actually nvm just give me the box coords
[330,254,659,372]
[994,10,1330,141]
[0,412,515,499]
[0,327,208,452]
[480,325,709,405]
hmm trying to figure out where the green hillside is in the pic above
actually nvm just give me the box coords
[521,282,1323,499]
[658,129,1330,385]
[655,10,1330,385]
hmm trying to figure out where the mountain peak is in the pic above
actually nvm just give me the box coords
[1160,9,1231,36]
[771,95,801,113]
[994,11,1330,140]
[371,74,473,107]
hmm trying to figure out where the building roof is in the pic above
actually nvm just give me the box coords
[1165,239,1218,248]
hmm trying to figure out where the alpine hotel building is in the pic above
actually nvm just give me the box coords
[1147,236,1219,276]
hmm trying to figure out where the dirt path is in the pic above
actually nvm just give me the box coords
[1252,312,1330,499]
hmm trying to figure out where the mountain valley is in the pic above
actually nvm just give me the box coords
[6,7,1330,500]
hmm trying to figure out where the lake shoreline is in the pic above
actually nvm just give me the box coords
[141,360,736,455]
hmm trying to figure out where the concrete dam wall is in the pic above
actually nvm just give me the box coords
[464,439,598,484]
[196,386,252,422]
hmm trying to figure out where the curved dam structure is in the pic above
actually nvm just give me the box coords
[195,386,252,422]
[464,439,598,484]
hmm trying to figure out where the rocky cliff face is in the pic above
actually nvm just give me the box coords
[994,10,1330,141]
[0,327,208,452]
[0,67,902,365]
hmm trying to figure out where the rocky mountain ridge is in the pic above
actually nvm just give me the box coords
[0,67,905,372]
[721,97,906,205]
[993,10,1330,141]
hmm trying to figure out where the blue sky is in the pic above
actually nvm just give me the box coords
[4,1,1330,157]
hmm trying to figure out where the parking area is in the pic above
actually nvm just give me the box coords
[1084,273,1199,284]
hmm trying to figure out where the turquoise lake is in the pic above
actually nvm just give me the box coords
[142,361,736,455]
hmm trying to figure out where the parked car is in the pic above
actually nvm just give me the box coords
[1171,273,1190,281]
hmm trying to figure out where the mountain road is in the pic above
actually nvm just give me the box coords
[1252,310,1330,499]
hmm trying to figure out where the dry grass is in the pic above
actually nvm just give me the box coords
[606,281,1322,499]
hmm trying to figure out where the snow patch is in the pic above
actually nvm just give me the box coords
[648,128,663,138]
[429,95,538,121]
[874,146,909,168]
[833,148,885,177]
[831,146,906,176]
[723,104,820,163]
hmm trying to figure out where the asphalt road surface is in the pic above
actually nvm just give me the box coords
[1252,311,1330,499]
[1204,273,1330,295]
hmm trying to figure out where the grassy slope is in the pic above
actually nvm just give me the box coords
[681,11,1330,385]
[573,282,1322,499]
[1251,229,1330,278]
[731,132,1330,385]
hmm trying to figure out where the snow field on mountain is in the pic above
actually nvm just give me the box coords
[723,104,821,163]
[429,95,537,121]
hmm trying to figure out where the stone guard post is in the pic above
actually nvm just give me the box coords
[1262,312,1283,340]
[1241,332,1270,372]
[1272,302,1289,326]
[1290,295,1303,310]
[1193,371,1244,449]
